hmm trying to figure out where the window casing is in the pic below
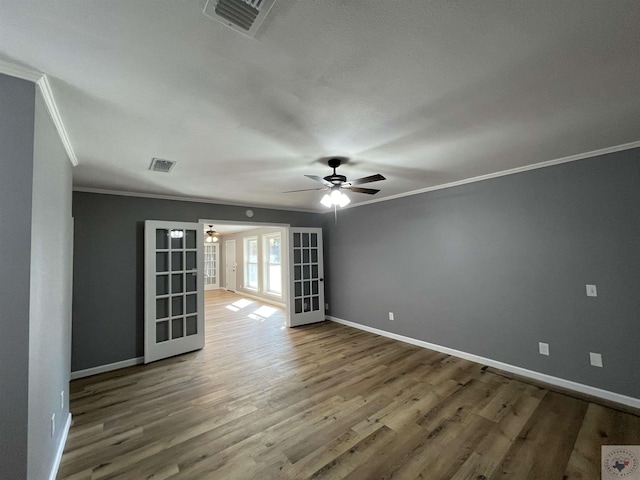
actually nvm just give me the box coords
[263,233,282,296]
[244,237,258,290]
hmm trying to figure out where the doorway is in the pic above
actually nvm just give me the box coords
[225,239,236,292]
[198,220,325,328]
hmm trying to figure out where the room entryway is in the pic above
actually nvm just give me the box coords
[144,220,326,365]
[225,239,237,292]
[198,221,326,330]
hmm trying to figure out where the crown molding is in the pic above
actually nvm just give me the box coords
[0,60,79,167]
[0,58,42,82]
[73,187,322,214]
[343,140,640,211]
[37,76,79,166]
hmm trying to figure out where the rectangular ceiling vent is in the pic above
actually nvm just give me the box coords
[149,158,177,173]
[203,0,276,37]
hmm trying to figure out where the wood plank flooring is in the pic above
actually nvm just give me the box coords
[58,290,640,479]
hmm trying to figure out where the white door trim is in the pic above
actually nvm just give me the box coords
[225,239,237,292]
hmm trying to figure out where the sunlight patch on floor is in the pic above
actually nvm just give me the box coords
[226,298,254,311]
[254,305,276,318]
[248,305,277,322]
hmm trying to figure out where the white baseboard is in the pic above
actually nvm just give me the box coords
[70,357,144,380]
[48,413,71,480]
[327,315,640,410]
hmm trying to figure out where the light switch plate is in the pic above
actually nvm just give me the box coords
[586,284,597,297]
[590,352,603,367]
[388,312,394,321]
[539,342,550,356]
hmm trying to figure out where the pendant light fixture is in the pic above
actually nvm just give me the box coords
[205,225,219,243]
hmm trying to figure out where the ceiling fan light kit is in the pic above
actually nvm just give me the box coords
[285,158,385,209]
[205,225,220,243]
[321,188,351,208]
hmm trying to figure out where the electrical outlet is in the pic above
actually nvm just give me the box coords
[538,342,550,356]
[325,303,329,311]
[388,312,394,321]
[586,284,597,297]
[51,414,55,438]
[590,352,603,367]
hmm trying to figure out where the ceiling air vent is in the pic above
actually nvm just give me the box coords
[149,158,177,173]
[203,0,276,37]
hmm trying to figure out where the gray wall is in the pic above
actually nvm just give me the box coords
[324,148,640,398]
[0,74,35,480]
[27,89,73,480]
[72,193,322,371]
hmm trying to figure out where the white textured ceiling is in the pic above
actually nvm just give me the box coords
[1,1,639,211]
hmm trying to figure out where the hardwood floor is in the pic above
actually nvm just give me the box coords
[58,290,639,479]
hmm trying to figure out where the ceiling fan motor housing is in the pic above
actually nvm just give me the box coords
[324,174,347,185]
[325,158,346,185]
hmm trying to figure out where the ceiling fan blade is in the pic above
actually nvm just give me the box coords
[305,174,334,187]
[283,187,327,193]
[346,186,380,195]
[345,173,386,186]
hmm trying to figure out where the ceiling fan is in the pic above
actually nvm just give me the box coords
[285,158,386,207]
[205,225,219,243]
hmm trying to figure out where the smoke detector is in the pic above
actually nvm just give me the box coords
[149,158,177,173]
[203,0,276,37]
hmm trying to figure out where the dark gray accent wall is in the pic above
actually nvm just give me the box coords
[0,74,35,479]
[28,89,73,480]
[324,149,640,398]
[72,193,322,371]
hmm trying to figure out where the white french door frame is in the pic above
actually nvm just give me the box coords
[288,227,326,327]
[144,220,205,364]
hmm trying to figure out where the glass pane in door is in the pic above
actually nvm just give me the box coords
[156,275,169,296]
[186,316,197,336]
[156,321,169,343]
[292,230,322,317]
[156,229,169,249]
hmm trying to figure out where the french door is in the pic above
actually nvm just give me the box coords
[289,227,325,327]
[144,221,205,363]
[204,243,219,290]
